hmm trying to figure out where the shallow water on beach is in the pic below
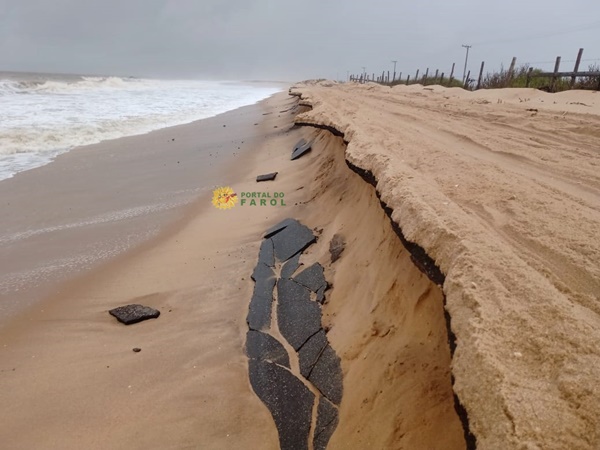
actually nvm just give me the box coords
[0,71,280,180]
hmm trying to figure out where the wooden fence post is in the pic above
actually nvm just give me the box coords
[423,68,429,84]
[570,48,584,88]
[551,56,561,92]
[387,71,390,83]
[507,57,517,86]
[440,73,445,85]
[526,67,534,87]
[398,72,402,83]
[476,61,485,90]
[434,69,439,82]
[449,63,456,84]
[465,70,471,89]
[406,75,410,85]
[415,69,420,81]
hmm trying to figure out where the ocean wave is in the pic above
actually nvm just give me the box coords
[0,76,281,180]
[0,112,197,156]
[0,76,150,96]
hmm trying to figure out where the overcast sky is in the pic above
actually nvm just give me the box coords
[1,0,599,81]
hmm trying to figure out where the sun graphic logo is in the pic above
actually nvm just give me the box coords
[212,186,238,210]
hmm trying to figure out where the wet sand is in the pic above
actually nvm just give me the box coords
[0,98,280,323]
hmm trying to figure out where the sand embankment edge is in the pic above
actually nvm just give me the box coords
[289,81,600,449]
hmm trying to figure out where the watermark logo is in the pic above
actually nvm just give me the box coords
[240,191,286,207]
[212,186,238,210]
[212,187,286,209]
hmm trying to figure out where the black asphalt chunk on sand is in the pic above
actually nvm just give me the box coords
[246,219,343,447]
[257,239,275,267]
[264,218,298,239]
[298,329,328,378]
[256,172,278,182]
[251,262,274,283]
[280,253,301,279]
[294,263,327,293]
[109,304,160,325]
[313,396,339,450]
[248,359,315,450]
[247,264,276,331]
[245,330,290,368]
[277,279,322,350]
[247,290,274,331]
[271,221,316,262]
[308,345,343,406]
[291,139,312,160]
[316,285,326,304]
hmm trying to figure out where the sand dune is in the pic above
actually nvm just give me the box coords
[290,81,600,449]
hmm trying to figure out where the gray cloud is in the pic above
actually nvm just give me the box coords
[1,0,599,81]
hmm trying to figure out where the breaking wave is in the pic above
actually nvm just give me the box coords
[0,74,281,180]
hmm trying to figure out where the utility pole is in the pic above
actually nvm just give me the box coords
[462,44,472,84]
[391,60,398,81]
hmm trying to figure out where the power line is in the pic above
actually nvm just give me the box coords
[524,58,600,65]
[472,20,600,46]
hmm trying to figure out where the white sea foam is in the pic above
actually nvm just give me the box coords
[0,74,282,180]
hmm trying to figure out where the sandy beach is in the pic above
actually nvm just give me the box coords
[290,81,600,449]
[1,81,599,450]
[0,94,298,449]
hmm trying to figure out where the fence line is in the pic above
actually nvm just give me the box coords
[348,48,600,92]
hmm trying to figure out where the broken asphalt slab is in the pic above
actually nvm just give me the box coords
[246,219,343,449]
[277,279,322,350]
[249,359,315,450]
[247,263,276,331]
[245,330,290,368]
[313,396,339,450]
[294,263,327,293]
[291,138,312,160]
[256,172,278,182]
[308,344,343,406]
[264,218,298,239]
[257,239,275,267]
[109,304,160,325]
[316,285,326,304]
[298,329,328,378]
[280,253,301,279]
[271,221,316,262]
